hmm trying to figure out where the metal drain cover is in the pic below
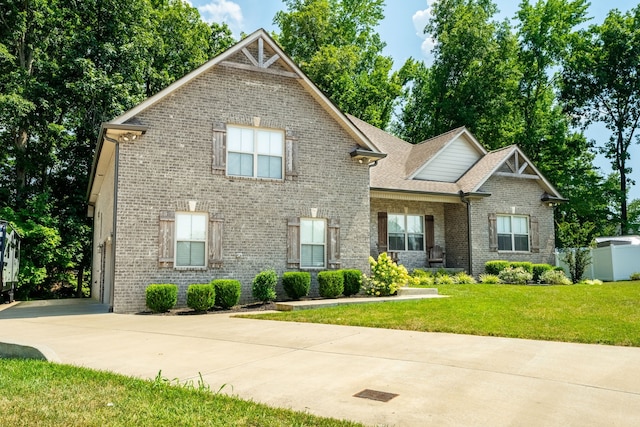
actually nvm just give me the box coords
[353,389,399,402]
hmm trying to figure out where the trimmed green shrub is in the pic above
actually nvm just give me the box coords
[453,272,476,284]
[485,260,510,275]
[540,269,572,285]
[498,267,533,284]
[341,269,362,296]
[282,271,311,300]
[479,274,501,284]
[509,262,533,273]
[532,264,554,282]
[630,272,640,281]
[211,279,241,309]
[317,271,344,298]
[252,270,277,303]
[145,284,178,313]
[186,284,215,312]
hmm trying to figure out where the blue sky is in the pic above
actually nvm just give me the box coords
[190,0,640,200]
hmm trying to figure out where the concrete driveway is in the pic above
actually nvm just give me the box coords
[1,298,640,426]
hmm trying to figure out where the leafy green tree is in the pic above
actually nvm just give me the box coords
[0,0,235,298]
[562,6,640,234]
[273,0,401,128]
[395,0,521,146]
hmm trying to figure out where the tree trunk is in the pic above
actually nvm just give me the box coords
[76,266,84,298]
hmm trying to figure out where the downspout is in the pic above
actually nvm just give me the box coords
[104,135,120,313]
[460,193,473,275]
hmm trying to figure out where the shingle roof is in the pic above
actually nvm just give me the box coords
[347,115,563,200]
[457,146,515,193]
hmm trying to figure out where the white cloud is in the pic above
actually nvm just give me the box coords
[197,0,244,32]
[412,1,437,63]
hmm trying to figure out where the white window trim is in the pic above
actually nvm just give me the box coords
[300,218,326,269]
[174,212,208,269]
[226,125,284,180]
[388,214,425,252]
[497,214,530,253]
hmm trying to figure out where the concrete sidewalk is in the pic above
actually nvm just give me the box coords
[1,299,640,426]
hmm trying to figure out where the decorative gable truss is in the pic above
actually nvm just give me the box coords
[495,150,539,180]
[220,36,299,79]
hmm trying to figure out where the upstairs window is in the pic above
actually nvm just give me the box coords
[175,213,207,267]
[227,126,283,179]
[497,215,529,251]
[388,214,424,251]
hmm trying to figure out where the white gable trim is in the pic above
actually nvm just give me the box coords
[408,128,487,181]
[109,29,381,154]
[471,146,563,198]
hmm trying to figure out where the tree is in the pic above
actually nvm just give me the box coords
[395,0,521,146]
[0,0,235,298]
[562,6,640,234]
[273,0,402,128]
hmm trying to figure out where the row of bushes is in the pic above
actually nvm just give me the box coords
[146,279,241,313]
[279,269,362,300]
[145,268,364,313]
[484,260,564,282]
[402,260,575,286]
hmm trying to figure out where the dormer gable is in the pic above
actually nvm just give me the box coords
[409,128,487,182]
[457,145,565,202]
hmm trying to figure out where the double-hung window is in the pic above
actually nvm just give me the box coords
[300,218,326,268]
[175,213,207,267]
[227,126,283,179]
[497,215,529,251]
[388,214,424,251]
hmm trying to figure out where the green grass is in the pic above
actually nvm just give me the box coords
[0,359,363,427]
[242,282,640,346]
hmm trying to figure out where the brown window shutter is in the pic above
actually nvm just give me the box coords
[287,217,300,268]
[488,213,498,252]
[212,123,226,175]
[285,130,299,181]
[327,218,341,269]
[425,215,435,252]
[530,216,539,253]
[209,215,224,268]
[377,212,388,254]
[159,211,175,267]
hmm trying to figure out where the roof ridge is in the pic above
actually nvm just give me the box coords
[414,126,466,146]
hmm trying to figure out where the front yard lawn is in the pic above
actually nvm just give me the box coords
[0,359,363,427]
[242,282,640,346]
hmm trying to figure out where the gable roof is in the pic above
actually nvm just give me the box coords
[407,127,487,179]
[87,29,386,209]
[347,115,565,202]
[457,145,564,198]
[108,28,380,153]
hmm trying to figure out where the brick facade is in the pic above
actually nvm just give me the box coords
[444,202,469,270]
[370,198,446,270]
[95,52,371,313]
[468,175,556,275]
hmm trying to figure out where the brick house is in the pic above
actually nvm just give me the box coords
[348,116,565,275]
[87,30,385,313]
[87,29,564,313]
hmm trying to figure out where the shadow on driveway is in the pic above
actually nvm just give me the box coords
[0,299,109,319]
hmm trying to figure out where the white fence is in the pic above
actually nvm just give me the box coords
[556,245,640,281]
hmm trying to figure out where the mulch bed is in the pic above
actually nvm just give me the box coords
[137,302,277,316]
